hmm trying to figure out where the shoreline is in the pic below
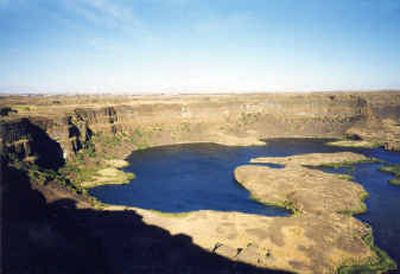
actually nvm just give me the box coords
[84,143,396,273]
[2,92,400,273]
[4,127,398,272]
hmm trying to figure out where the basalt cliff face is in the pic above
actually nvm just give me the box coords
[1,92,400,274]
[1,106,118,161]
[1,92,400,163]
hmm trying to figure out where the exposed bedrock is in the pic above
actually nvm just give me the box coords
[2,92,400,159]
[0,106,119,161]
[0,118,64,169]
[1,93,399,273]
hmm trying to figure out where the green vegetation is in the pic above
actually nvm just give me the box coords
[279,200,301,215]
[326,139,381,149]
[126,172,135,180]
[235,176,300,215]
[56,130,142,189]
[60,161,98,186]
[60,143,101,186]
[379,164,400,185]
[61,153,135,188]
[95,133,122,147]
[15,161,69,187]
[11,104,36,112]
[337,226,397,274]
[338,190,368,216]
[83,140,96,158]
[336,174,353,181]
[127,127,149,149]
[148,209,192,217]
[249,193,300,215]
[180,122,191,132]
[10,160,99,205]
[237,111,260,128]
[135,141,149,150]
[81,168,135,188]
[319,158,378,169]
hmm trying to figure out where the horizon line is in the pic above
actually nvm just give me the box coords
[1,89,400,97]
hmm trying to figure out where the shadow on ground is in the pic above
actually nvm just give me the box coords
[2,163,290,274]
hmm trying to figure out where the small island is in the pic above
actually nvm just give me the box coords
[379,164,400,186]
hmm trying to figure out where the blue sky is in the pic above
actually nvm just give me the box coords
[1,0,400,93]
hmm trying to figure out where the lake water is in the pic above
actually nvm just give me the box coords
[90,138,400,263]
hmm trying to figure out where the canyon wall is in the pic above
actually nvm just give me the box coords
[1,92,400,163]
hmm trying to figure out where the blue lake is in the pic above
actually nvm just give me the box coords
[90,138,400,263]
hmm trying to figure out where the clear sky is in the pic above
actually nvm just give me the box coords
[1,0,400,94]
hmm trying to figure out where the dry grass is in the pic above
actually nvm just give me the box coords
[82,167,135,188]
[251,151,371,167]
[104,159,129,168]
[121,152,392,273]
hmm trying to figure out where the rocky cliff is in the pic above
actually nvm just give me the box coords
[0,118,65,169]
[1,92,400,274]
[1,92,400,164]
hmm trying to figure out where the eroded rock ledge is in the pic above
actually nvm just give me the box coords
[124,152,395,273]
[2,92,400,162]
[2,93,399,273]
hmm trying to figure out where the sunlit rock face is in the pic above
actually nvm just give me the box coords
[2,92,400,156]
[1,92,399,273]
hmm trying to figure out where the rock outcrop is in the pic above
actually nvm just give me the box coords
[2,92,400,159]
[1,92,399,273]
[0,118,64,169]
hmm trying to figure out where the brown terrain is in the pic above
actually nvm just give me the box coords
[1,91,400,273]
[1,92,400,158]
[123,152,375,273]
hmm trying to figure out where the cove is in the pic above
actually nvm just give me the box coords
[90,138,400,263]
[321,148,400,265]
[90,138,352,216]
